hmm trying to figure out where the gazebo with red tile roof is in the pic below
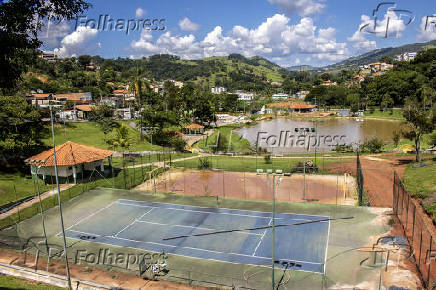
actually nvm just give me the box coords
[25,141,114,184]
[184,123,205,135]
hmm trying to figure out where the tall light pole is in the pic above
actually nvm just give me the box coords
[257,169,283,289]
[271,173,282,289]
[49,100,72,289]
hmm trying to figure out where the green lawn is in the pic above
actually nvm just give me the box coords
[41,122,162,151]
[173,155,351,173]
[364,109,404,120]
[0,172,52,207]
[0,274,63,290]
[382,130,435,151]
[0,165,164,230]
[197,125,253,153]
[403,158,436,221]
[110,152,196,168]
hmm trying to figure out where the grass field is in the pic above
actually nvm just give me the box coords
[173,155,352,173]
[41,122,162,151]
[364,109,404,120]
[8,187,389,289]
[0,165,163,230]
[0,172,52,207]
[197,125,253,153]
[110,152,196,168]
[403,158,436,221]
[0,274,63,290]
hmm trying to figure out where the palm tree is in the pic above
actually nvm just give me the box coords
[107,124,132,188]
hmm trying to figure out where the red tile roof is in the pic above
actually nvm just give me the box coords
[268,102,316,110]
[25,141,113,167]
[75,105,94,112]
[184,123,204,129]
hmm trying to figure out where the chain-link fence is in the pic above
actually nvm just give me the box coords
[356,151,365,206]
[393,171,436,289]
[0,153,170,231]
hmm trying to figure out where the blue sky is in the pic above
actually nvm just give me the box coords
[40,0,436,67]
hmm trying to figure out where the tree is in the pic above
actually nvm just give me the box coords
[0,96,45,166]
[392,130,401,148]
[98,118,120,143]
[107,124,131,152]
[0,0,90,93]
[402,95,435,162]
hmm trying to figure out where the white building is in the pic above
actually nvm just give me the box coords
[272,93,288,100]
[394,52,418,62]
[211,87,227,94]
[236,91,254,101]
[26,141,113,184]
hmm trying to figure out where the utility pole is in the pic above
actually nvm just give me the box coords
[49,101,72,289]
[272,174,277,289]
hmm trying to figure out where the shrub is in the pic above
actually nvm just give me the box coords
[362,137,384,153]
[264,154,272,164]
[291,161,318,173]
[197,157,211,169]
[392,130,401,148]
[169,136,187,152]
[334,144,354,153]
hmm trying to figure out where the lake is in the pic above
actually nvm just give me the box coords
[235,118,402,153]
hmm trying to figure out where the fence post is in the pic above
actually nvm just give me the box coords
[419,227,423,268]
[411,204,416,245]
[13,185,20,222]
[427,235,432,287]
[405,193,410,233]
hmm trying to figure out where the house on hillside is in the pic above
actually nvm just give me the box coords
[236,91,254,101]
[55,92,92,104]
[211,87,227,94]
[25,141,114,184]
[272,93,289,100]
[321,80,337,86]
[75,105,95,120]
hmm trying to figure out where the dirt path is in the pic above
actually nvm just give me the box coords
[0,249,202,290]
[328,154,414,207]
[0,184,75,220]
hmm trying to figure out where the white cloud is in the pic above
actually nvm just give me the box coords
[39,20,71,48]
[54,26,98,57]
[347,15,378,53]
[178,17,200,32]
[131,14,348,65]
[268,0,325,16]
[359,10,408,39]
[136,8,145,18]
[418,15,436,41]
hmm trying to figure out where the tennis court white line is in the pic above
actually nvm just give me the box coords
[324,220,331,273]
[64,229,324,268]
[66,227,323,266]
[117,201,282,220]
[135,220,262,236]
[252,218,273,256]
[117,199,329,219]
[64,233,323,274]
[113,207,154,237]
[66,200,118,231]
[110,235,178,248]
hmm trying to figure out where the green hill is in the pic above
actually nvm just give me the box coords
[323,40,436,71]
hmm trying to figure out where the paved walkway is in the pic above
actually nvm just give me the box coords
[0,184,75,220]
[126,154,202,169]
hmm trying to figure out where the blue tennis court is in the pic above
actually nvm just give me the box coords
[62,199,330,273]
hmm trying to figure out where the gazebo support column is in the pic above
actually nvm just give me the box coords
[72,166,77,184]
